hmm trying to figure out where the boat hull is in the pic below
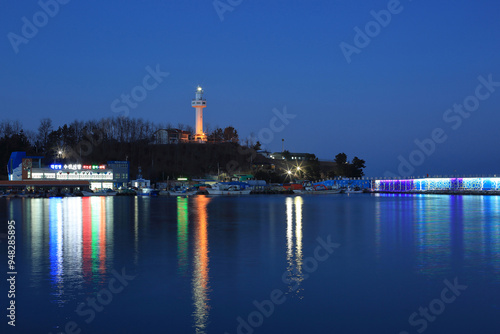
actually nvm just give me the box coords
[82,191,116,197]
[295,189,342,194]
[207,189,252,195]
[167,190,197,196]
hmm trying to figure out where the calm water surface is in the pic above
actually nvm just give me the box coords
[1,194,499,333]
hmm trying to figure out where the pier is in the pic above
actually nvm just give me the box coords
[373,176,500,195]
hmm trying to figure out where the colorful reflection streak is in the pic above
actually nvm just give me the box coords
[488,197,500,277]
[284,196,304,295]
[192,196,211,334]
[34,197,114,300]
[374,195,451,277]
[177,197,189,275]
[413,196,451,276]
[374,194,500,280]
[49,198,64,301]
[462,196,500,281]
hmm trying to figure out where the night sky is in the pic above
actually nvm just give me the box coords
[1,0,499,177]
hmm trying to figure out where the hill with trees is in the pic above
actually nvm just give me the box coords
[0,118,366,182]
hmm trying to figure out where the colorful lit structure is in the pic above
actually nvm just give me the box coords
[374,177,500,192]
[29,165,113,190]
[192,86,207,142]
[6,152,130,190]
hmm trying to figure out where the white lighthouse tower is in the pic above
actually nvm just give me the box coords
[192,86,207,142]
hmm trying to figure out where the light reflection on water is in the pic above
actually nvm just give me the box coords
[374,194,500,281]
[4,193,500,333]
[284,196,304,296]
[177,197,189,276]
[191,196,211,334]
[26,197,114,304]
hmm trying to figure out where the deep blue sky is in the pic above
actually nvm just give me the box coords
[1,0,500,176]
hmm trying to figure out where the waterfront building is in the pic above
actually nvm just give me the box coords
[107,161,130,188]
[5,152,130,190]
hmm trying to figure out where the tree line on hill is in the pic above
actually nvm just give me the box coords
[0,118,252,180]
[331,153,366,178]
[0,118,366,181]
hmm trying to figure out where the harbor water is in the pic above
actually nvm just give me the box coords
[1,194,499,333]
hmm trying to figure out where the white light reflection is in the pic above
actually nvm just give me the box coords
[285,196,304,296]
[30,199,45,286]
[286,197,293,266]
[63,198,83,289]
[294,196,303,275]
[134,196,139,265]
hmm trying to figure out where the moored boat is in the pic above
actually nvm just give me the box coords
[82,189,117,196]
[296,183,342,194]
[345,186,364,194]
[137,187,158,196]
[162,185,198,196]
[206,182,252,195]
[167,189,197,196]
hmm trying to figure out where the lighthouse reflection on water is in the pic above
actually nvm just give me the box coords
[176,195,305,333]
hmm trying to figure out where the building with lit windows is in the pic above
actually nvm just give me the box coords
[5,152,129,190]
[270,152,316,161]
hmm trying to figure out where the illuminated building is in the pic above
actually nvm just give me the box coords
[27,163,113,190]
[192,86,207,142]
[5,152,130,190]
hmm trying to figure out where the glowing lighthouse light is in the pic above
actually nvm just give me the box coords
[192,86,207,142]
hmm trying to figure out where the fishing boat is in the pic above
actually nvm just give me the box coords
[296,184,341,194]
[131,167,153,196]
[345,186,364,194]
[168,189,197,196]
[206,182,251,195]
[137,187,159,196]
[160,185,197,196]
